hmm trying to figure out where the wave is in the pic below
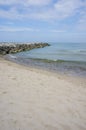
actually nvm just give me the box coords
[28,58,86,64]
[5,54,86,77]
[9,54,17,59]
[56,49,86,54]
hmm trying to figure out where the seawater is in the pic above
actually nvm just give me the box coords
[7,42,86,77]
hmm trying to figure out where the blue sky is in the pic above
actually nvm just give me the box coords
[0,0,86,42]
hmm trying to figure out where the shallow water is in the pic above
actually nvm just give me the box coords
[6,42,86,77]
[14,42,86,62]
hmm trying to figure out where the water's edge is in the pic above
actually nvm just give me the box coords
[4,54,86,78]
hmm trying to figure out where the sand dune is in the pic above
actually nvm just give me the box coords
[0,57,86,130]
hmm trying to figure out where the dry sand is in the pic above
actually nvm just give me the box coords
[0,57,86,130]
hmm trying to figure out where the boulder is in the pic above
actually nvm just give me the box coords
[0,43,50,55]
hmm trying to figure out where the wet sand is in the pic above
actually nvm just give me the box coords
[0,57,86,130]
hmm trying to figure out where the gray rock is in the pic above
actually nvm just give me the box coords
[0,42,50,55]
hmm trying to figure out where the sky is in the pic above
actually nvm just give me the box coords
[0,0,86,43]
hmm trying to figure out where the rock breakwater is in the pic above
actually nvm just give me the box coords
[0,42,50,55]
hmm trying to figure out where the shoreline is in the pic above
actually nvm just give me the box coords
[0,56,86,130]
[2,55,86,87]
[4,53,86,78]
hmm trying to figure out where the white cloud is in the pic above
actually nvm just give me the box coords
[0,8,21,19]
[0,26,39,32]
[53,0,86,21]
[0,0,51,6]
[54,0,81,18]
[29,0,85,20]
[76,10,86,31]
[0,0,19,5]
[26,0,51,6]
[0,0,86,23]
[0,0,52,20]
[51,29,66,33]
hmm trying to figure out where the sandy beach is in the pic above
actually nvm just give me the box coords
[0,57,86,130]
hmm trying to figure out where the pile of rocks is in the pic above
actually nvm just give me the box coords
[0,43,50,55]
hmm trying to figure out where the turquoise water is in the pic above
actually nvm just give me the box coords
[8,42,86,77]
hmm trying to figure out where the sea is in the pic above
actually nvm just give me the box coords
[6,42,86,77]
